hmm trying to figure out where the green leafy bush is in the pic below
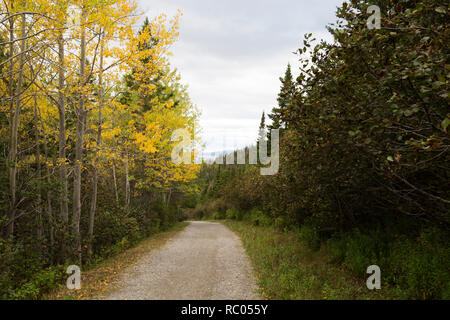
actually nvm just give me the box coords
[387,229,450,299]
[235,210,245,221]
[212,211,225,220]
[327,228,450,299]
[93,210,140,256]
[225,208,237,219]
[2,266,65,300]
[298,225,321,251]
[249,209,272,226]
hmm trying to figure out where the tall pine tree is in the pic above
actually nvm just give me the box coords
[258,111,266,143]
[268,63,295,131]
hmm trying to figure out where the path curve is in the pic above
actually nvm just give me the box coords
[99,221,260,300]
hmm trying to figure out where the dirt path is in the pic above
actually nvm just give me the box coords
[98,221,260,300]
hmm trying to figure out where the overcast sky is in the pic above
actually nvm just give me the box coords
[138,0,344,153]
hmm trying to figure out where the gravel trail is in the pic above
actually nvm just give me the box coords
[99,221,260,300]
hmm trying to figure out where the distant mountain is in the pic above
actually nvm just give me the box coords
[199,150,235,163]
[199,145,257,164]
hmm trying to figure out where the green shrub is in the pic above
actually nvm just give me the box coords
[212,211,225,220]
[93,211,140,256]
[298,225,321,251]
[190,199,230,220]
[192,204,206,220]
[3,266,65,300]
[388,230,450,299]
[327,231,384,274]
[0,237,51,299]
[274,216,291,231]
[249,209,272,226]
[235,210,245,221]
[206,198,229,215]
[327,227,450,299]
[226,208,237,219]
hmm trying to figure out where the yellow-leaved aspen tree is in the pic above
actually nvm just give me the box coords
[57,29,69,260]
[125,151,130,209]
[88,30,104,249]
[58,30,69,223]
[112,160,119,205]
[5,1,15,237]
[36,96,55,256]
[7,1,26,237]
[33,95,43,244]
[73,2,86,264]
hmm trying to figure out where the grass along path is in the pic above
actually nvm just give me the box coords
[45,222,189,300]
[222,220,398,300]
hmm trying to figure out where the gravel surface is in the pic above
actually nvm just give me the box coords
[99,221,261,300]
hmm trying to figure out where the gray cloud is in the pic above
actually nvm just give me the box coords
[140,0,344,152]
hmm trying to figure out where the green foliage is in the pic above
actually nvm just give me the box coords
[235,210,245,221]
[189,197,231,220]
[212,212,222,220]
[212,0,449,231]
[387,229,450,299]
[327,231,386,274]
[327,227,450,299]
[298,225,321,252]
[224,220,394,300]
[93,210,140,255]
[0,237,48,299]
[1,262,66,300]
[225,208,237,220]
[249,209,272,227]
[268,63,294,131]
[226,219,449,300]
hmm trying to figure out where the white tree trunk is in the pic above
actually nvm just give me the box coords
[58,33,69,225]
[73,7,86,264]
[112,161,119,205]
[89,33,104,245]
[7,9,26,237]
[125,154,130,208]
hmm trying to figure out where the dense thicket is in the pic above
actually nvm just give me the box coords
[194,0,449,299]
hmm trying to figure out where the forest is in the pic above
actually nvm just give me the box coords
[189,0,449,299]
[0,0,449,300]
[0,0,200,299]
